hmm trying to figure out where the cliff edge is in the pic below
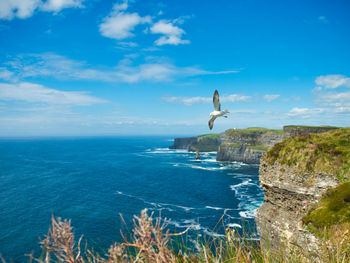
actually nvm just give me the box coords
[170,126,339,164]
[255,128,350,256]
[216,128,283,163]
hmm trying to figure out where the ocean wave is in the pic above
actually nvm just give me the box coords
[239,209,257,219]
[230,179,254,192]
[116,191,195,212]
[146,148,189,154]
[169,219,201,230]
[229,179,264,220]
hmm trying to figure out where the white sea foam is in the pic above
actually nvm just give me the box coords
[189,165,231,171]
[230,179,253,192]
[205,206,223,210]
[227,223,242,228]
[169,219,201,230]
[203,229,225,237]
[145,148,189,154]
[239,209,257,219]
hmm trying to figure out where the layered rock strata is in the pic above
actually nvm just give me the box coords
[255,161,339,253]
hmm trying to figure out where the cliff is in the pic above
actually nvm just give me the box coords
[216,128,283,163]
[169,136,198,150]
[255,128,350,257]
[189,134,221,152]
[170,126,340,164]
[169,134,221,152]
[283,125,338,139]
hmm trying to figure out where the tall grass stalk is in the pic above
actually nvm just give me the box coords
[2,209,349,262]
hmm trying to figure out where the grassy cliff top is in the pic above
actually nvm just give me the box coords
[283,125,339,129]
[264,128,350,180]
[225,127,283,135]
[303,182,350,237]
[197,133,219,139]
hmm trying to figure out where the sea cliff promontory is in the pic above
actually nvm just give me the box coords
[255,128,350,257]
[169,126,338,164]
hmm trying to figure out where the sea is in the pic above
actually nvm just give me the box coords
[0,136,264,262]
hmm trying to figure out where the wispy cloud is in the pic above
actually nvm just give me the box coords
[0,67,13,80]
[315,74,350,89]
[315,89,350,108]
[263,94,280,102]
[317,16,328,23]
[162,94,251,106]
[0,82,106,105]
[313,74,350,114]
[99,0,151,40]
[0,0,84,20]
[287,107,324,118]
[5,53,240,83]
[150,19,189,46]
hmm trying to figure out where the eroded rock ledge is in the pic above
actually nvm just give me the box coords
[256,128,350,256]
[256,161,339,253]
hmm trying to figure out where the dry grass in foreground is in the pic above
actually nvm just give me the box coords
[2,209,350,263]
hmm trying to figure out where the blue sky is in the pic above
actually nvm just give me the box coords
[0,0,349,136]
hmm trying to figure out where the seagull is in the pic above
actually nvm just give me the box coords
[208,90,229,130]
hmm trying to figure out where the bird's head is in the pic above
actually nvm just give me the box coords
[224,109,230,114]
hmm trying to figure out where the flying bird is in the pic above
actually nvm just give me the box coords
[208,90,229,130]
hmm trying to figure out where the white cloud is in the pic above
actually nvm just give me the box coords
[0,0,83,20]
[0,82,106,105]
[150,20,189,46]
[287,107,324,118]
[263,94,280,102]
[41,0,83,12]
[99,1,151,40]
[0,68,14,80]
[162,94,251,106]
[6,53,240,83]
[313,75,350,114]
[315,90,350,108]
[0,0,40,19]
[315,74,350,89]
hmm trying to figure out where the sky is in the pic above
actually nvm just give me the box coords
[0,0,349,136]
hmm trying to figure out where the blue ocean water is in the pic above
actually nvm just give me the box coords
[0,137,264,262]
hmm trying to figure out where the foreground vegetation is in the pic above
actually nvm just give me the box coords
[1,209,347,263]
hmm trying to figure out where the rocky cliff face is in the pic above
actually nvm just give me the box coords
[283,125,338,139]
[169,135,221,152]
[255,128,350,256]
[216,144,266,164]
[256,161,339,252]
[169,137,198,150]
[216,129,283,163]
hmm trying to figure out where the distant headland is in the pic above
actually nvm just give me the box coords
[169,125,338,164]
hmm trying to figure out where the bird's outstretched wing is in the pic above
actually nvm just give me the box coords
[208,116,217,130]
[213,90,221,111]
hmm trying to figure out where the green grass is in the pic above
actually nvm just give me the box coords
[303,182,350,237]
[283,125,339,129]
[197,133,219,140]
[226,127,283,136]
[246,127,283,133]
[264,128,350,181]
[190,133,220,152]
[247,145,269,151]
